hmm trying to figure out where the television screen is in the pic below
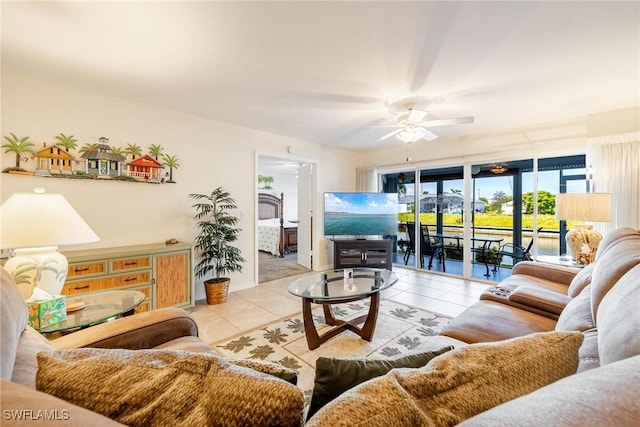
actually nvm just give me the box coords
[324,192,398,236]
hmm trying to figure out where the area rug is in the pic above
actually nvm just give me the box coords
[211,299,451,403]
[259,251,311,283]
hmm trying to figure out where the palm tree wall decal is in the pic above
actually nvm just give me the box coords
[162,154,180,183]
[79,143,98,154]
[54,133,78,152]
[125,143,142,160]
[148,144,164,160]
[2,133,35,168]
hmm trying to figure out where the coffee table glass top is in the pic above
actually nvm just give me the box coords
[36,290,145,334]
[288,268,397,303]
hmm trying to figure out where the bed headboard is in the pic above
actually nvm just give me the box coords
[258,193,283,220]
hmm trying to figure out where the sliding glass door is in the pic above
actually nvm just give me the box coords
[382,154,586,281]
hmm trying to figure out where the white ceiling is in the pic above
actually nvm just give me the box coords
[2,1,639,151]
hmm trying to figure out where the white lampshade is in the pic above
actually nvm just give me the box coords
[1,188,100,299]
[555,193,613,222]
[555,193,612,262]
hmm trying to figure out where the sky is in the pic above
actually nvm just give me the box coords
[324,192,397,214]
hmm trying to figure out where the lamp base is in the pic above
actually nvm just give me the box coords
[3,246,68,299]
[565,225,603,263]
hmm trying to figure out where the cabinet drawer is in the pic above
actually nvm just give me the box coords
[106,271,151,288]
[67,261,107,279]
[110,256,151,272]
[62,279,107,295]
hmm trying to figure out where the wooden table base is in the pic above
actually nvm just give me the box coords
[301,292,381,350]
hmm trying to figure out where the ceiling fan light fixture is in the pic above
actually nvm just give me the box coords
[490,163,508,174]
[396,126,428,143]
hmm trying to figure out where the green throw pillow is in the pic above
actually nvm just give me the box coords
[307,346,453,420]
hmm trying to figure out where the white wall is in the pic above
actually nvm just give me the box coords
[1,73,359,300]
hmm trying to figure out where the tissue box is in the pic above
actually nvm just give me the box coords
[27,296,67,329]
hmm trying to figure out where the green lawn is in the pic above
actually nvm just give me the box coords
[398,213,575,231]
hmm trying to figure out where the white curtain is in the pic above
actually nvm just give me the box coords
[586,131,640,233]
[356,167,377,192]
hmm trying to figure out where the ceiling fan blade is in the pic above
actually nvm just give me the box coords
[377,128,403,142]
[423,116,474,127]
[422,129,439,141]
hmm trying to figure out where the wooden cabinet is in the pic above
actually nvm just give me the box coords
[62,243,194,311]
[333,240,393,270]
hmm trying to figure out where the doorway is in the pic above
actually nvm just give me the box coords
[256,155,314,283]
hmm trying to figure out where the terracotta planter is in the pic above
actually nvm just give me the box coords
[204,278,230,304]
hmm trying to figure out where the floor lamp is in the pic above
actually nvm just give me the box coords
[0,187,100,299]
[555,193,612,263]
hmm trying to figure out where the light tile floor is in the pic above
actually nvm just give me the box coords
[190,266,491,345]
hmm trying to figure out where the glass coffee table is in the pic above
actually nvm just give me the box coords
[288,268,398,350]
[36,290,146,335]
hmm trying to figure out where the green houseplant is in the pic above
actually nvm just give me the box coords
[190,187,245,304]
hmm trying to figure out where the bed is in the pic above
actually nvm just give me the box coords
[258,192,298,257]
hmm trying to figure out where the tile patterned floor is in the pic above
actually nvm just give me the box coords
[190,266,491,345]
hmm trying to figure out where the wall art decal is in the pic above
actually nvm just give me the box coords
[2,134,180,184]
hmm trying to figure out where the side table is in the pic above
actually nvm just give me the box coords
[534,255,585,269]
[36,290,145,335]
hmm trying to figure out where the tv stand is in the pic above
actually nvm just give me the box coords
[333,239,392,270]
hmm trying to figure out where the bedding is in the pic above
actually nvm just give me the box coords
[258,218,298,256]
[258,192,298,257]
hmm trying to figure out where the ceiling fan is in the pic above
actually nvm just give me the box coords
[377,102,474,143]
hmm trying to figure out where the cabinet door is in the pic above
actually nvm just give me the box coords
[154,251,191,308]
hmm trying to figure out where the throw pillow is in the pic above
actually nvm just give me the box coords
[567,263,595,297]
[306,331,583,427]
[231,358,297,385]
[307,346,453,420]
[37,348,304,427]
[11,325,54,388]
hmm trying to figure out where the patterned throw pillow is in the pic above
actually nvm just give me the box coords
[306,331,583,427]
[37,348,304,427]
[307,346,453,420]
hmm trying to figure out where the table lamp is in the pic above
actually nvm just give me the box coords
[555,193,612,262]
[0,187,100,299]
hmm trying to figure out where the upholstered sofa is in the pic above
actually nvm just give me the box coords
[2,228,639,426]
[306,227,640,425]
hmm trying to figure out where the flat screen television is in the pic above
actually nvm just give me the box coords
[323,192,398,237]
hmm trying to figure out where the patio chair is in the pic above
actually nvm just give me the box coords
[404,223,446,272]
[498,227,543,265]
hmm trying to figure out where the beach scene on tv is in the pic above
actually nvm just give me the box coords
[324,192,398,236]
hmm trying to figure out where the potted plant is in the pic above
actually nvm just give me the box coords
[190,187,245,304]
